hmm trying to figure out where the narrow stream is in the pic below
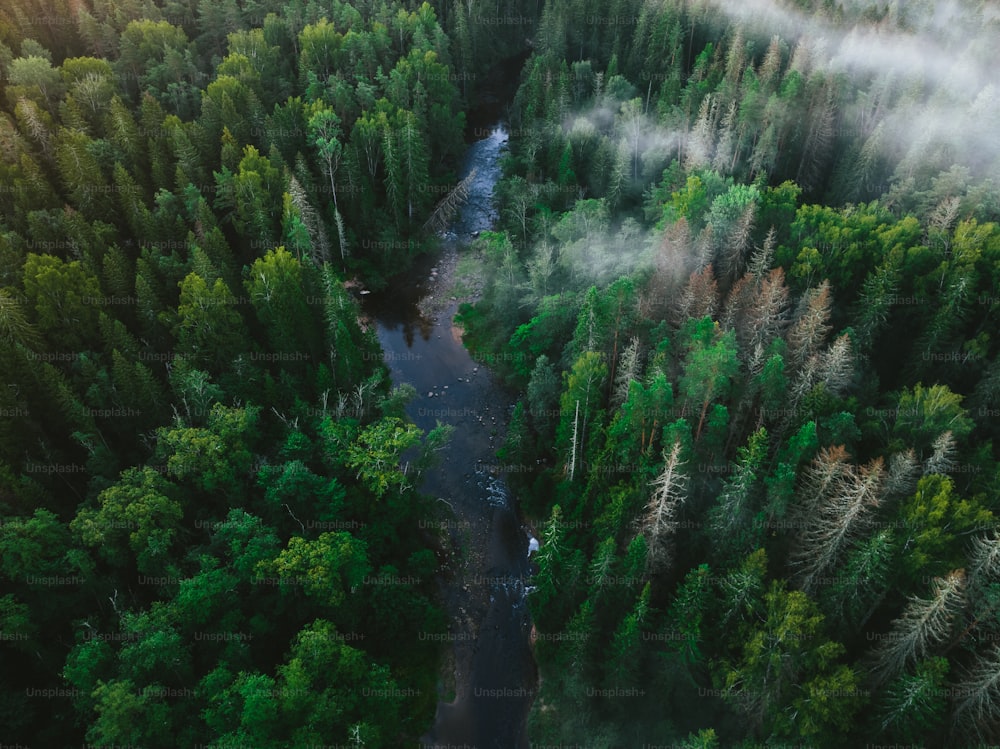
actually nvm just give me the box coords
[363,122,536,748]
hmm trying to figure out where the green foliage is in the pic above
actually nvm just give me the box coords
[71,467,184,574]
[22,253,102,351]
[876,657,949,742]
[896,474,993,586]
[720,579,863,740]
[345,417,422,499]
[171,272,253,372]
[678,317,740,441]
[3,0,1000,745]
[259,531,369,603]
[157,403,260,496]
[891,383,975,456]
[244,246,319,360]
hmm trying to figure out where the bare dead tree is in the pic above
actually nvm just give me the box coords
[673,263,719,327]
[786,280,833,372]
[968,531,1000,591]
[611,336,641,408]
[639,439,688,573]
[693,224,715,272]
[883,449,919,500]
[868,570,967,686]
[790,451,885,594]
[923,431,957,476]
[951,644,1000,743]
[287,173,332,265]
[748,227,777,279]
[817,333,855,397]
[721,203,756,287]
[647,217,692,316]
[712,99,739,175]
[927,195,961,255]
[684,95,716,172]
[743,267,791,375]
[720,272,752,334]
[567,400,580,483]
[423,168,478,234]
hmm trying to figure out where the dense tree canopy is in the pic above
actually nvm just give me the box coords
[457,0,1000,745]
[2,0,1000,746]
[0,0,541,744]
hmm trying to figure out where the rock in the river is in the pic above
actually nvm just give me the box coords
[428,392,434,397]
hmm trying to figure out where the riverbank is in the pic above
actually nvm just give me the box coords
[414,236,487,321]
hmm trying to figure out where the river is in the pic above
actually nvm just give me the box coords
[362,122,536,748]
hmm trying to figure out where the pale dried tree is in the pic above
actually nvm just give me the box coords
[720,273,753,334]
[817,333,854,397]
[645,218,692,318]
[790,451,885,594]
[968,531,1000,590]
[927,195,961,254]
[712,99,739,175]
[693,223,715,272]
[787,351,821,412]
[684,95,716,172]
[721,203,755,286]
[786,280,833,372]
[287,173,332,265]
[951,644,1000,743]
[868,570,967,686]
[923,431,957,476]
[639,439,688,573]
[0,288,40,348]
[611,336,642,408]
[567,400,580,482]
[746,268,791,348]
[732,267,790,376]
[673,263,719,327]
[15,97,52,155]
[883,449,919,500]
[747,227,777,279]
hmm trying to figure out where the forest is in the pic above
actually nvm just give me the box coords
[457,0,1000,746]
[0,0,534,745]
[0,0,999,747]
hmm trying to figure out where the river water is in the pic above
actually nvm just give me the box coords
[362,123,536,748]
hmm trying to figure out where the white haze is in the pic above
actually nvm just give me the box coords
[521,0,1000,290]
[705,0,1000,172]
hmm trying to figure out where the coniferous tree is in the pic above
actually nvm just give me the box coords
[639,439,687,573]
[951,645,1000,744]
[869,570,967,687]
